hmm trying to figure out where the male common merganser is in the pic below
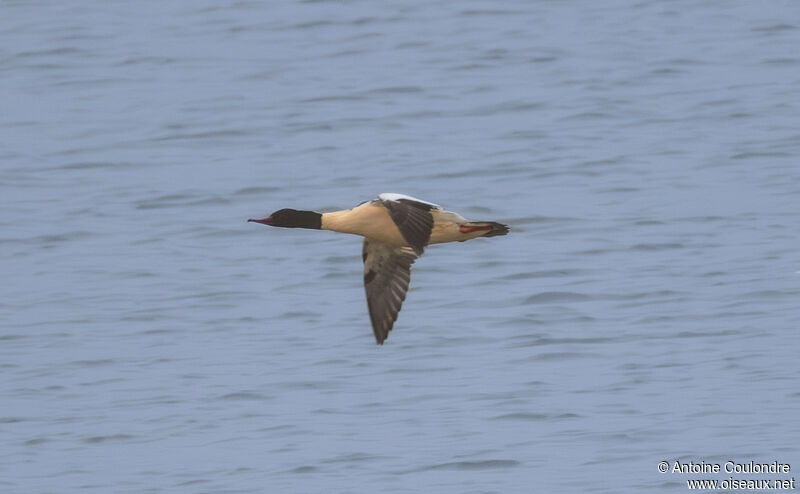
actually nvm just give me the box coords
[249,193,509,345]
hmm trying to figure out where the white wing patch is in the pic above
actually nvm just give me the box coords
[378,193,440,209]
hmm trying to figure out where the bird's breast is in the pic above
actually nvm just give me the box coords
[322,203,407,246]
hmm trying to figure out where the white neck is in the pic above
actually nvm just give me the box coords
[320,210,357,234]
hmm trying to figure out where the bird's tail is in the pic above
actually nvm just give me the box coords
[458,221,510,237]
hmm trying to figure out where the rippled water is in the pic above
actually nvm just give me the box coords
[2,1,799,492]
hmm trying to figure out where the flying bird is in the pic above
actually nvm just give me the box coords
[249,193,509,344]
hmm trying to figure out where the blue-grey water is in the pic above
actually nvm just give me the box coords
[2,1,799,492]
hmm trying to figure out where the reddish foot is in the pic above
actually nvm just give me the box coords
[459,225,493,233]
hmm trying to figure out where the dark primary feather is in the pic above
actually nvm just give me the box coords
[379,197,434,256]
[362,239,418,344]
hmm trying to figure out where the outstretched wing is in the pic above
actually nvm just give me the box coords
[362,239,418,344]
[378,193,435,256]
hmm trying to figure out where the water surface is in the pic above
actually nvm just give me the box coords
[2,1,799,492]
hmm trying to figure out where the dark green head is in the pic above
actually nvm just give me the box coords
[248,208,322,229]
